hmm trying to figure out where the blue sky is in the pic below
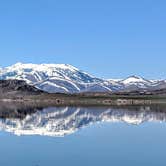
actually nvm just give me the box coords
[0,0,165,79]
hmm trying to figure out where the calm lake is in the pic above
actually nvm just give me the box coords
[0,105,166,166]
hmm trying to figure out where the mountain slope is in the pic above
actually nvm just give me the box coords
[0,63,106,93]
[0,63,102,84]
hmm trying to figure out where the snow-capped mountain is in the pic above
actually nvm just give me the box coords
[0,106,166,137]
[0,62,102,83]
[0,63,106,93]
[0,63,164,93]
[117,75,155,91]
[0,63,118,93]
[120,75,152,85]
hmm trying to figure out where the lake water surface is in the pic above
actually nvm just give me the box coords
[0,105,166,166]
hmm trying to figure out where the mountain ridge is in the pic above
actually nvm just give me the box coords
[0,63,165,93]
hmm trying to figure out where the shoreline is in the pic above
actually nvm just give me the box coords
[1,94,166,106]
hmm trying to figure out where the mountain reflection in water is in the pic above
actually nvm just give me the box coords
[0,103,166,137]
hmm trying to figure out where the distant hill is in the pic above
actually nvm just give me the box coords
[0,80,43,97]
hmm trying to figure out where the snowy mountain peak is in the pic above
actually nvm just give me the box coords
[120,75,151,85]
[9,62,79,71]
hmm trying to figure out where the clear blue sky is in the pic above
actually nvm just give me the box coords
[0,0,166,79]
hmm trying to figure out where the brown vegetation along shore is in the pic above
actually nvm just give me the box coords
[1,92,166,106]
